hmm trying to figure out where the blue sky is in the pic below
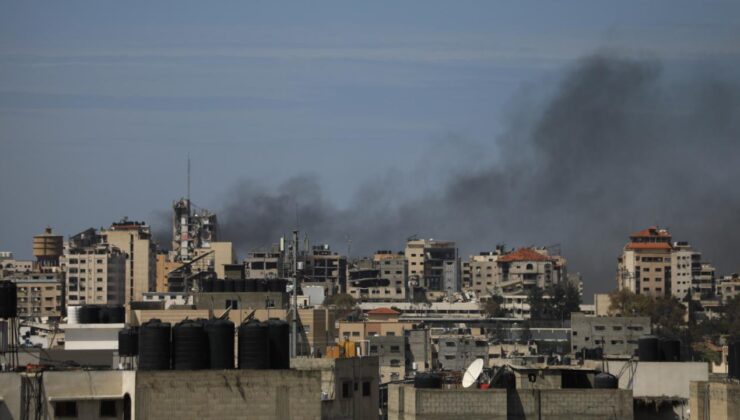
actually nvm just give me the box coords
[1,1,739,263]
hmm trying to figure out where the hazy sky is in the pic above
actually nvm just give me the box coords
[1,1,739,296]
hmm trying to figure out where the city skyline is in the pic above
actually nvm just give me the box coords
[2,1,740,299]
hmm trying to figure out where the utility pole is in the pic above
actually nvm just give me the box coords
[291,229,299,358]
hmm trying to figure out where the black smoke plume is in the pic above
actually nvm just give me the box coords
[202,53,740,297]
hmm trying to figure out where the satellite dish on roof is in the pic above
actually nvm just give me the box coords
[462,358,485,388]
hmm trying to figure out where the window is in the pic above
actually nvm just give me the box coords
[342,381,352,398]
[369,345,378,354]
[612,326,622,331]
[55,401,78,417]
[390,359,401,367]
[386,332,396,336]
[445,341,455,347]
[362,381,371,396]
[390,345,400,353]
[444,355,455,360]
[572,331,577,336]
[594,326,605,331]
[100,400,117,417]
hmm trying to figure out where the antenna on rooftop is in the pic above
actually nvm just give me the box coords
[187,153,191,204]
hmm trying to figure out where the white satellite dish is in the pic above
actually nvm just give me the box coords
[462,358,485,388]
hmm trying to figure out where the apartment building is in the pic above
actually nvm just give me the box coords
[191,241,234,278]
[497,248,564,293]
[10,273,64,318]
[617,227,673,298]
[0,252,33,276]
[63,240,126,306]
[102,219,156,304]
[245,249,282,279]
[304,245,347,295]
[618,228,716,300]
[374,251,407,299]
[469,250,504,295]
[404,239,459,299]
[570,312,651,356]
[717,274,740,304]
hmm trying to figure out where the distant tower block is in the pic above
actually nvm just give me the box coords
[33,227,63,270]
[171,198,218,263]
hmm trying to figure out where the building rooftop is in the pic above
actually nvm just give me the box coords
[367,307,400,315]
[625,242,672,250]
[497,248,552,263]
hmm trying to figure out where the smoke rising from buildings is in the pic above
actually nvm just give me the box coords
[189,53,740,296]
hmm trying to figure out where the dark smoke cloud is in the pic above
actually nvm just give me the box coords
[204,53,740,298]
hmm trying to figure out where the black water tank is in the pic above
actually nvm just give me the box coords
[0,281,17,318]
[224,279,236,292]
[138,319,171,370]
[172,319,209,370]
[638,336,659,361]
[414,373,442,388]
[729,340,740,379]
[659,338,681,362]
[267,319,290,369]
[497,370,516,389]
[256,280,267,292]
[118,328,139,356]
[214,280,225,292]
[593,372,619,389]
[206,319,235,369]
[234,279,246,292]
[268,279,286,293]
[238,319,269,369]
[201,278,214,293]
[79,305,101,324]
[245,280,257,292]
[100,306,125,323]
[562,356,572,366]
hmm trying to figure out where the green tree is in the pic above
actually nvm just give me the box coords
[324,293,356,310]
[528,286,546,320]
[482,295,506,318]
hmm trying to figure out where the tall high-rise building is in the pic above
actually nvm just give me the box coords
[63,232,126,306]
[171,198,218,263]
[102,219,156,304]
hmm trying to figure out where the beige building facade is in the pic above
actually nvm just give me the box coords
[64,243,126,306]
[103,220,156,304]
[11,273,64,318]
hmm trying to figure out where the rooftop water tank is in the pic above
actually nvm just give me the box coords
[79,305,101,324]
[414,373,442,389]
[138,319,171,370]
[0,281,17,319]
[206,319,235,369]
[172,319,209,370]
[238,319,269,369]
[118,328,139,357]
[659,338,681,362]
[266,319,290,369]
[593,372,619,389]
[638,336,659,362]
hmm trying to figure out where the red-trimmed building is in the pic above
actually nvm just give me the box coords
[617,227,674,298]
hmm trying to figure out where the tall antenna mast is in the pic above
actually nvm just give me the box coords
[187,153,191,204]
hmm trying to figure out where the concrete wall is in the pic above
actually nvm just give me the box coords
[690,381,740,420]
[0,373,22,420]
[387,385,632,420]
[599,360,708,399]
[291,356,380,420]
[387,385,507,420]
[135,370,323,420]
